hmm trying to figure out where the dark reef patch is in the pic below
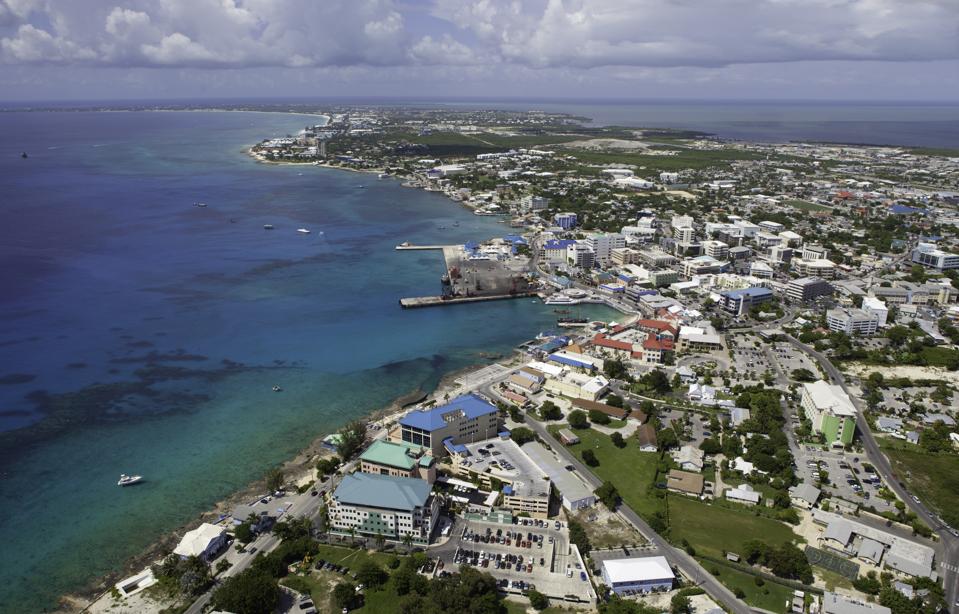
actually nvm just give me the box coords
[0,373,37,385]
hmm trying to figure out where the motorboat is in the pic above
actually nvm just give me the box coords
[272,385,282,392]
[264,224,274,230]
[297,228,311,234]
[118,474,143,487]
[194,202,207,208]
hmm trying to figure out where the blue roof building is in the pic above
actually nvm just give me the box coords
[398,394,500,456]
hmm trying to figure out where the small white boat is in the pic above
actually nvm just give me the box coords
[118,474,142,487]
[194,202,207,208]
[297,228,311,234]
[272,385,282,392]
[264,224,274,230]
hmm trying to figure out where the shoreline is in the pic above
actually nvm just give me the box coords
[65,348,523,612]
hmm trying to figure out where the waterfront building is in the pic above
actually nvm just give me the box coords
[397,394,499,457]
[543,239,577,265]
[801,381,856,446]
[173,523,227,562]
[520,195,549,212]
[329,473,439,545]
[566,242,595,269]
[601,556,675,595]
[359,439,436,483]
[584,233,626,267]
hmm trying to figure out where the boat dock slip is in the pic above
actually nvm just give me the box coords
[399,293,536,309]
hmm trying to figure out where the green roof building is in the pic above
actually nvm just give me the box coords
[359,439,436,483]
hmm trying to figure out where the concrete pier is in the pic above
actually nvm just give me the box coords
[399,292,537,309]
[394,244,452,250]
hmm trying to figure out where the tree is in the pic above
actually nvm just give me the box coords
[510,427,535,445]
[853,571,882,595]
[604,357,630,381]
[568,519,591,556]
[582,449,599,467]
[657,427,679,451]
[790,368,816,382]
[316,456,340,478]
[589,409,611,425]
[211,570,280,614]
[528,589,549,610]
[670,594,692,614]
[700,437,721,455]
[539,401,562,421]
[886,326,911,347]
[606,394,625,408]
[639,369,671,394]
[337,419,368,460]
[266,467,285,493]
[611,432,626,448]
[272,515,313,542]
[595,481,620,509]
[568,409,589,429]
[356,560,388,588]
[332,582,360,611]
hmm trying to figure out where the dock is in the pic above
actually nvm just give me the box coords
[394,244,452,250]
[399,293,537,309]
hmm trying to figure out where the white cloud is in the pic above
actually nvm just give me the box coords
[409,34,477,65]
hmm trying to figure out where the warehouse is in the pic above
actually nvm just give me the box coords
[521,441,597,511]
[600,556,675,595]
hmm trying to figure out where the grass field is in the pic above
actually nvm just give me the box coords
[549,425,665,518]
[786,199,832,213]
[697,559,793,612]
[920,345,959,368]
[667,496,798,559]
[880,439,959,527]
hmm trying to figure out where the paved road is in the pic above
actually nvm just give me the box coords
[511,402,756,614]
[783,334,959,611]
[183,477,329,614]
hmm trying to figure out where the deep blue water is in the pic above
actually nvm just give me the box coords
[0,111,618,611]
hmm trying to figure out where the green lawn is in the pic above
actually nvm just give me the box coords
[313,543,402,570]
[698,559,793,613]
[880,440,959,527]
[785,199,832,213]
[920,345,959,368]
[548,425,665,518]
[668,496,798,559]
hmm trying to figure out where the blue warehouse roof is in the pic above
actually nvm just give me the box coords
[332,473,432,512]
[399,393,498,432]
[543,239,576,250]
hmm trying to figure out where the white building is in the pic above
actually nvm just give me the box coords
[601,556,675,595]
[826,308,879,336]
[671,215,695,243]
[584,233,626,267]
[725,483,761,506]
[912,242,959,271]
[543,371,609,401]
[801,381,857,446]
[522,441,596,511]
[520,195,549,212]
[702,240,730,260]
[566,243,595,269]
[173,523,227,561]
[861,296,889,327]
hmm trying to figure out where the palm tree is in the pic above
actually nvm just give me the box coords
[348,526,356,546]
[375,531,386,552]
[402,533,414,554]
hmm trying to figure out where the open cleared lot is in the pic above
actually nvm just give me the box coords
[668,496,798,559]
[880,439,959,528]
[548,425,665,519]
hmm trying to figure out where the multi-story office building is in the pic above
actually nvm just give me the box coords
[542,239,576,265]
[719,287,774,315]
[584,233,626,267]
[786,276,833,303]
[861,296,888,327]
[826,308,879,336]
[702,240,729,260]
[671,215,695,243]
[359,440,436,483]
[329,473,439,545]
[520,195,549,212]
[554,212,578,230]
[396,394,499,457]
[566,243,595,269]
[911,242,959,271]
[801,381,856,446]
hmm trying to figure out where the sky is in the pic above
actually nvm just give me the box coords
[1,0,958,102]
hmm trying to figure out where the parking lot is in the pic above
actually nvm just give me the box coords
[768,342,821,380]
[447,517,594,602]
[796,445,896,514]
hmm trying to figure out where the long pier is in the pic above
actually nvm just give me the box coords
[399,292,537,309]
[394,244,452,251]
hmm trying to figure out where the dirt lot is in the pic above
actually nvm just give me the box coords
[570,507,647,550]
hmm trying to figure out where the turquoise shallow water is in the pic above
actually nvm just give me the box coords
[0,110,617,611]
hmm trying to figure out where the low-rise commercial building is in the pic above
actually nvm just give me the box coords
[451,438,550,518]
[601,556,675,595]
[522,441,597,511]
[543,370,609,401]
[173,523,227,561]
[666,469,704,496]
[359,440,436,483]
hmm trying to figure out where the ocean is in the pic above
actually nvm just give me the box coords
[0,110,617,612]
